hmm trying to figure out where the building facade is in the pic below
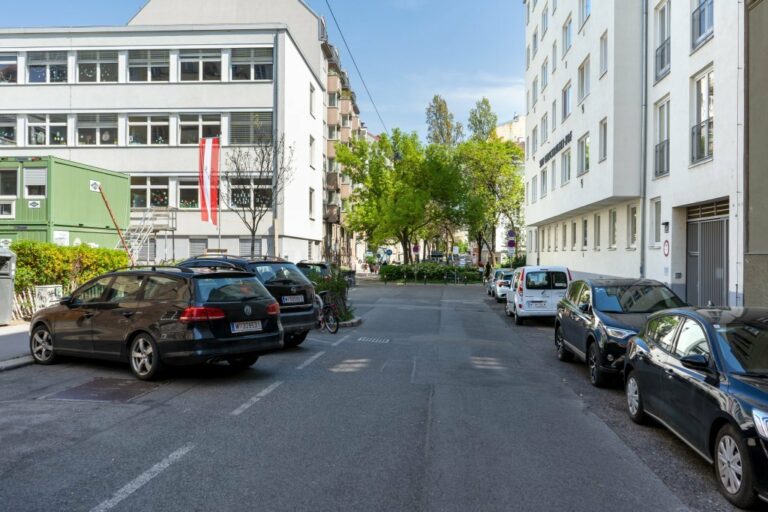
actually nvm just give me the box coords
[0,0,330,264]
[523,0,743,307]
[496,115,527,146]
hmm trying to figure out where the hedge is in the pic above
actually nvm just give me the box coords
[10,240,130,293]
[379,262,482,283]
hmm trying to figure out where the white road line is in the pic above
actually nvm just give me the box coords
[332,334,350,347]
[296,351,326,370]
[89,443,195,512]
[230,381,284,416]
[306,337,332,345]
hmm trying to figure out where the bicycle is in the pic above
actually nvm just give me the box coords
[314,291,340,334]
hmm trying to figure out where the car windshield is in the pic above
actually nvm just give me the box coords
[525,271,568,290]
[716,321,768,374]
[298,264,328,277]
[194,275,271,302]
[593,284,685,313]
[248,262,311,286]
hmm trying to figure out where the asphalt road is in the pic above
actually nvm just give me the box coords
[0,282,759,511]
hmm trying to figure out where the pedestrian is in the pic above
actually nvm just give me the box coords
[484,261,492,281]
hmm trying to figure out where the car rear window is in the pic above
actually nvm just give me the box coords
[194,275,271,303]
[248,262,312,286]
[593,285,685,313]
[525,271,568,290]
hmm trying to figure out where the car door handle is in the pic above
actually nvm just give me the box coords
[82,312,94,319]
[665,368,675,379]
[122,311,136,318]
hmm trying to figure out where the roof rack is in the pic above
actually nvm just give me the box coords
[110,265,189,273]
[190,254,242,260]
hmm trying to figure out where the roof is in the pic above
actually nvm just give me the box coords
[584,278,666,287]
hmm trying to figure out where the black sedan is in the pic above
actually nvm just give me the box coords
[554,279,686,387]
[625,308,768,509]
[29,268,283,380]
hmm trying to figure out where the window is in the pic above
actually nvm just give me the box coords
[328,91,339,107]
[131,177,169,208]
[28,114,67,146]
[692,0,714,49]
[541,168,547,197]
[526,1,530,24]
[552,42,557,71]
[0,201,13,218]
[526,46,531,69]
[562,222,567,248]
[551,100,557,131]
[144,276,189,302]
[0,115,16,145]
[651,198,662,246]
[178,179,199,209]
[542,5,549,34]
[561,149,571,184]
[231,48,273,81]
[310,136,316,168]
[594,214,601,249]
[129,116,169,145]
[532,77,539,106]
[73,277,112,304]
[541,232,545,253]
[309,187,315,218]
[328,125,339,141]
[563,16,573,53]
[24,168,47,198]
[656,99,670,176]
[27,51,67,83]
[541,59,548,90]
[230,112,273,145]
[310,84,316,116]
[571,221,577,250]
[541,113,548,143]
[77,51,117,83]
[533,29,539,56]
[0,169,17,197]
[579,0,591,26]
[562,82,571,119]
[239,238,262,258]
[77,114,117,146]
[599,118,608,161]
[674,319,711,359]
[648,315,682,352]
[532,126,538,155]
[531,176,538,203]
[547,227,551,252]
[582,218,588,249]
[552,0,557,12]
[105,275,144,304]
[627,204,638,248]
[656,1,671,79]
[128,50,169,82]
[179,114,221,145]
[599,32,608,75]
[692,70,714,163]
[342,115,351,128]
[578,57,590,101]
[577,133,590,175]
[609,209,617,248]
[551,160,557,190]
[179,49,221,82]
[0,54,18,83]
[228,177,272,209]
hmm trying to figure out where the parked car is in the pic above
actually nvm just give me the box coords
[624,308,768,509]
[493,271,515,303]
[554,279,686,387]
[486,269,506,297]
[505,266,571,325]
[178,256,317,347]
[297,261,332,280]
[28,267,283,380]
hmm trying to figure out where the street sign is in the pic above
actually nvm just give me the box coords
[412,245,420,253]
[28,201,40,209]
[89,180,101,192]
[385,249,393,256]
[507,240,516,248]
[507,230,516,238]
[452,246,459,255]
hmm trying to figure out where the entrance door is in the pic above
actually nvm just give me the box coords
[686,200,729,307]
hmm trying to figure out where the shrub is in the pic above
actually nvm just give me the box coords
[379,263,482,283]
[308,268,355,321]
[10,240,130,293]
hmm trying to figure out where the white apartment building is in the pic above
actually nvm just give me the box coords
[523,0,743,307]
[0,0,328,263]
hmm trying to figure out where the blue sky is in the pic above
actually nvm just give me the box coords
[2,0,526,138]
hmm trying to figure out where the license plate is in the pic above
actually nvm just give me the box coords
[282,295,304,304]
[527,302,547,309]
[231,321,263,333]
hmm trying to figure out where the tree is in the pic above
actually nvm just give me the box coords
[425,95,464,146]
[468,97,499,141]
[222,135,295,258]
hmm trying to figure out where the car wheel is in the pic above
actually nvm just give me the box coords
[324,310,339,334]
[714,424,758,509]
[504,301,513,317]
[129,333,163,381]
[227,354,259,371]
[625,372,646,424]
[496,295,504,303]
[285,331,309,348]
[587,342,608,388]
[554,325,574,362]
[514,309,524,326]
[30,325,57,365]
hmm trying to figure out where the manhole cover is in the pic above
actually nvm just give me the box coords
[44,378,159,403]
[358,336,390,344]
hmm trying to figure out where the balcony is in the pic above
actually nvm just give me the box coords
[327,107,340,126]
[325,171,340,191]
[655,37,670,81]
[692,0,713,50]
[654,139,669,177]
[328,73,341,93]
[351,116,360,131]
[340,126,352,142]
[327,139,337,159]
[324,204,340,224]
[691,117,713,163]
[340,98,352,115]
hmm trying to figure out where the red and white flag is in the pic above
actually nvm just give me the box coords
[198,137,220,226]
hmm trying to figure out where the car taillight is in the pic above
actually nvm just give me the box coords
[179,306,226,323]
[267,302,280,316]
[518,271,525,293]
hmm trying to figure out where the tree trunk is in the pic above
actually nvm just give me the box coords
[476,232,484,266]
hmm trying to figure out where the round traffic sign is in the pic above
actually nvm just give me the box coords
[663,240,670,257]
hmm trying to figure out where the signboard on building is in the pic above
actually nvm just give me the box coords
[35,285,63,309]
[52,231,70,247]
[89,180,101,192]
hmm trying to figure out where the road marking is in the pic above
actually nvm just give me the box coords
[296,351,326,370]
[332,334,350,347]
[89,443,195,512]
[358,336,390,344]
[230,381,284,416]
[306,337,332,345]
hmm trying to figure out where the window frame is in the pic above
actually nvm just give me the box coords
[77,51,118,84]
[599,31,608,76]
[178,114,221,146]
[27,51,68,84]
[179,49,222,82]
[128,115,170,146]
[27,114,68,146]
[128,50,170,83]
[229,112,273,146]
[609,208,617,248]
[627,204,638,248]
[561,149,571,185]
[0,53,18,84]
[76,114,118,146]
[0,115,17,146]
[23,167,47,199]
[578,56,591,103]
[0,168,18,199]
[230,48,273,81]
[562,16,573,54]
[594,214,601,250]
[599,118,608,162]
[651,198,662,246]
[562,82,572,120]
[577,133,590,176]
[131,176,170,209]
[178,178,200,209]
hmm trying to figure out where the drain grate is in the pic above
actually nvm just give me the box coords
[358,336,390,344]
[43,378,159,403]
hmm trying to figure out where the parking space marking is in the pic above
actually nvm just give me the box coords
[332,334,350,347]
[89,443,195,512]
[296,351,326,370]
[306,337,333,345]
[230,381,284,416]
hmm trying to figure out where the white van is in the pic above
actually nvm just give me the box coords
[505,266,571,325]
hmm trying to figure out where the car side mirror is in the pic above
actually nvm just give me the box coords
[59,296,72,306]
[579,303,592,314]
[681,354,710,372]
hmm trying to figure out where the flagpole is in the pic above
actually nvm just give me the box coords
[217,138,222,251]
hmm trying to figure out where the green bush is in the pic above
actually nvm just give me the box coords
[379,263,482,283]
[11,240,130,293]
[308,269,355,322]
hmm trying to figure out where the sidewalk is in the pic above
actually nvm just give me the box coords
[0,322,32,371]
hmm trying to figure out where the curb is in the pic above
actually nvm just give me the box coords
[0,355,34,372]
[340,317,363,328]
[0,324,30,336]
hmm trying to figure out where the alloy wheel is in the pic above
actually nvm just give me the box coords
[588,345,598,382]
[627,377,640,416]
[131,336,155,378]
[717,435,744,495]
[31,330,54,362]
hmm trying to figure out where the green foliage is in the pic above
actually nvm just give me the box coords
[468,97,499,141]
[500,255,527,269]
[425,95,464,146]
[379,263,482,283]
[309,269,355,321]
[11,240,130,293]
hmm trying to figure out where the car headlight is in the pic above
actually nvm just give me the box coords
[753,409,768,440]
[605,327,635,340]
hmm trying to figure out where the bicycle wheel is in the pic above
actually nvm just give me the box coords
[324,309,339,334]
